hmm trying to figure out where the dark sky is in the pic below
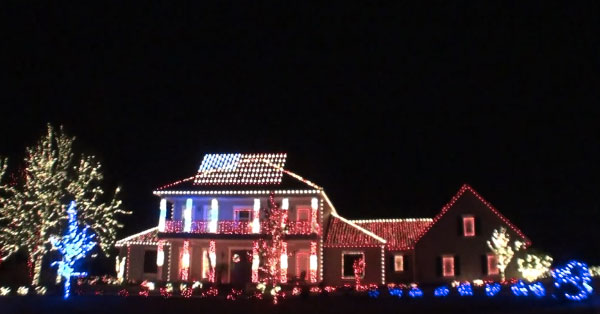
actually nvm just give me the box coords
[1,2,600,264]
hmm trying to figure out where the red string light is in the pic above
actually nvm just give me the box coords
[164,220,315,235]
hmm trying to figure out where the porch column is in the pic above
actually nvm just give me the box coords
[156,240,164,280]
[311,197,318,233]
[183,198,193,232]
[208,240,216,282]
[252,198,261,233]
[309,241,317,283]
[209,199,219,233]
[280,242,288,283]
[252,241,259,283]
[180,240,190,281]
[158,199,167,232]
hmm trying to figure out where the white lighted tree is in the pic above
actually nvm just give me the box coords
[256,192,287,303]
[487,227,522,281]
[0,124,129,285]
[517,253,553,282]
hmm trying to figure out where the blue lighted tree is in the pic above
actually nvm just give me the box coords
[51,201,96,299]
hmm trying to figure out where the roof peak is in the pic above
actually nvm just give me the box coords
[194,153,287,186]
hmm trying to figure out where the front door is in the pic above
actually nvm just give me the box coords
[230,250,252,287]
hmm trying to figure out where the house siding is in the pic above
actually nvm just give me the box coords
[414,191,526,284]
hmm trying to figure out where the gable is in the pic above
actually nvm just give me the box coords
[414,184,531,247]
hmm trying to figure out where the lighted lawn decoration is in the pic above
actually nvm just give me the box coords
[487,227,522,281]
[51,201,97,299]
[552,260,593,301]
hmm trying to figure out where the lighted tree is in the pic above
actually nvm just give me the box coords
[51,201,96,299]
[517,253,553,282]
[487,227,522,281]
[353,257,365,290]
[0,158,19,262]
[256,193,287,301]
[0,124,129,285]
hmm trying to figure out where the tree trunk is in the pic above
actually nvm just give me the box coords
[31,254,44,286]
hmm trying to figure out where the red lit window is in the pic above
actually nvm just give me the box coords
[442,256,455,277]
[487,254,499,275]
[296,252,309,280]
[463,216,475,237]
[394,255,404,272]
[297,207,310,221]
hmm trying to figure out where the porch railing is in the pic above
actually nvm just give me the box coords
[163,220,316,235]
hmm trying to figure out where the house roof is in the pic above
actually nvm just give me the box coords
[154,153,322,194]
[351,219,433,250]
[115,227,167,247]
[324,217,431,250]
[411,183,532,247]
[325,184,530,250]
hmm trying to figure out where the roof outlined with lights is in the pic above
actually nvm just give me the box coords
[155,153,321,192]
[194,153,286,185]
[325,217,432,249]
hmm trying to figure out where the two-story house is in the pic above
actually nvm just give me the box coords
[117,153,342,286]
[117,153,530,286]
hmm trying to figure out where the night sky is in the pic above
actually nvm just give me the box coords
[1,2,600,266]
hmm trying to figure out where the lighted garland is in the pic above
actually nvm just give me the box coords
[552,260,593,301]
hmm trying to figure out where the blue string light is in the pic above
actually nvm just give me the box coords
[485,283,501,297]
[511,280,529,296]
[434,286,450,297]
[457,283,473,296]
[388,287,403,298]
[528,282,545,297]
[552,260,593,301]
[51,201,97,299]
[408,287,423,298]
[368,288,380,299]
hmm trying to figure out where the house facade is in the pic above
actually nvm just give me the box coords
[117,153,530,286]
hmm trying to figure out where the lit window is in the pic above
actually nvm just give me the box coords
[394,255,404,272]
[463,216,475,237]
[297,207,310,221]
[296,252,309,280]
[442,256,455,277]
[234,208,252,221]
[342,252,365,279]
[487,254,499,275]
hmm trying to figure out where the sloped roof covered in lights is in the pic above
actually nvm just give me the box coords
[154,153,322,193]
[115,227,166,247]
[324,217,432,250]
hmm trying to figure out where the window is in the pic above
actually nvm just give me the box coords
[342,252,364,279]
[234,208,252,221]
[394,255,404,272]
[487,254,499,275]
[296,207,310,221]
[442,256,455,277]
[296,252,309,280]
[463,216,475,237]
[143,250,158,273]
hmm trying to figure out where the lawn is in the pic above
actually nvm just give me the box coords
[0,294,598,314]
